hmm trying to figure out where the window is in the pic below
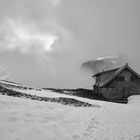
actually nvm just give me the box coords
[115,76,125,81]
[131,76,138,81]
[131,76,134,81]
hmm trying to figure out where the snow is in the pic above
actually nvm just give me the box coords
[0,80,24,86]
[0,79,103,105]
[0,94,98,140]
[7,87,105,106]
[128,95,140,104]
[0,89,140,140]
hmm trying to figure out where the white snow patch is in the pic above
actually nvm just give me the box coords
[0,93,140,140]
[0,94,98,140]
[7,87,105,106]
[128,95,140,105]
[0,80,140,140]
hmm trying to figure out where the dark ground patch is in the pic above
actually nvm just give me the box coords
[43,88,128,104]
[0,86,99,107]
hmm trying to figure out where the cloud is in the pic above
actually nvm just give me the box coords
[0,0,70,59]
[0,0,73,87]
[0,64,12,81]
[0,17,72,62]
[96,55,119,61]
[81,54,128,73]
[49,0,62,6]
[0,18,58,54]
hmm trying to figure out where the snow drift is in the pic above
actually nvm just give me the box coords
[0,80,140,140]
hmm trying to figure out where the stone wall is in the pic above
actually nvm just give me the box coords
[100,88,140,100]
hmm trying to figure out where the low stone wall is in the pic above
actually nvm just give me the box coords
[100,88,140,100]
[100,88,124,100]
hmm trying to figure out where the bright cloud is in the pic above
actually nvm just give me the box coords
[0,65,12,81]
[0,18,58,55]
[96,55,119,61]
[49,0,61,6]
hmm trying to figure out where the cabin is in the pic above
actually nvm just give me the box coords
[92,63,140,100]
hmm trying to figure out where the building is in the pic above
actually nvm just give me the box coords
[92,63,140,100]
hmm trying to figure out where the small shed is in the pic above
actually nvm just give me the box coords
[92,63,140,100]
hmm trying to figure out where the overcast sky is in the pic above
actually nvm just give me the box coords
[0,0,140,89]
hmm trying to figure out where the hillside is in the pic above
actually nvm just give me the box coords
[0,81,140,140]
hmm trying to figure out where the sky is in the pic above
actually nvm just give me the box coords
[0,0,140,89]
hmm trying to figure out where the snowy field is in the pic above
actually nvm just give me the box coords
[0,88,140,140]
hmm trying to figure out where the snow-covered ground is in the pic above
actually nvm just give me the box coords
[3,84,103,105]
[0,89,140,140]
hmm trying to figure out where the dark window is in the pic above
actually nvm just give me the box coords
[131,76,138,81]
[131,76,134,81]
[115,76,125,81]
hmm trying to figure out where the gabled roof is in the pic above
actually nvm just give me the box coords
[92,67,120,77]
[93,63,140,87]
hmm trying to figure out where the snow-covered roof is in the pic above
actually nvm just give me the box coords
[92,67,120,77]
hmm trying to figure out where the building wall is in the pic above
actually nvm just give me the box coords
[100,88,140,100]
[106,69,140,89]
[100,88,124,100]
[95,70,117,86]
[100,68,140,100]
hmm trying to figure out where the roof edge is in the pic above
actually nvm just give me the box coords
[100,63,140,87]
[92,66,121,77]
